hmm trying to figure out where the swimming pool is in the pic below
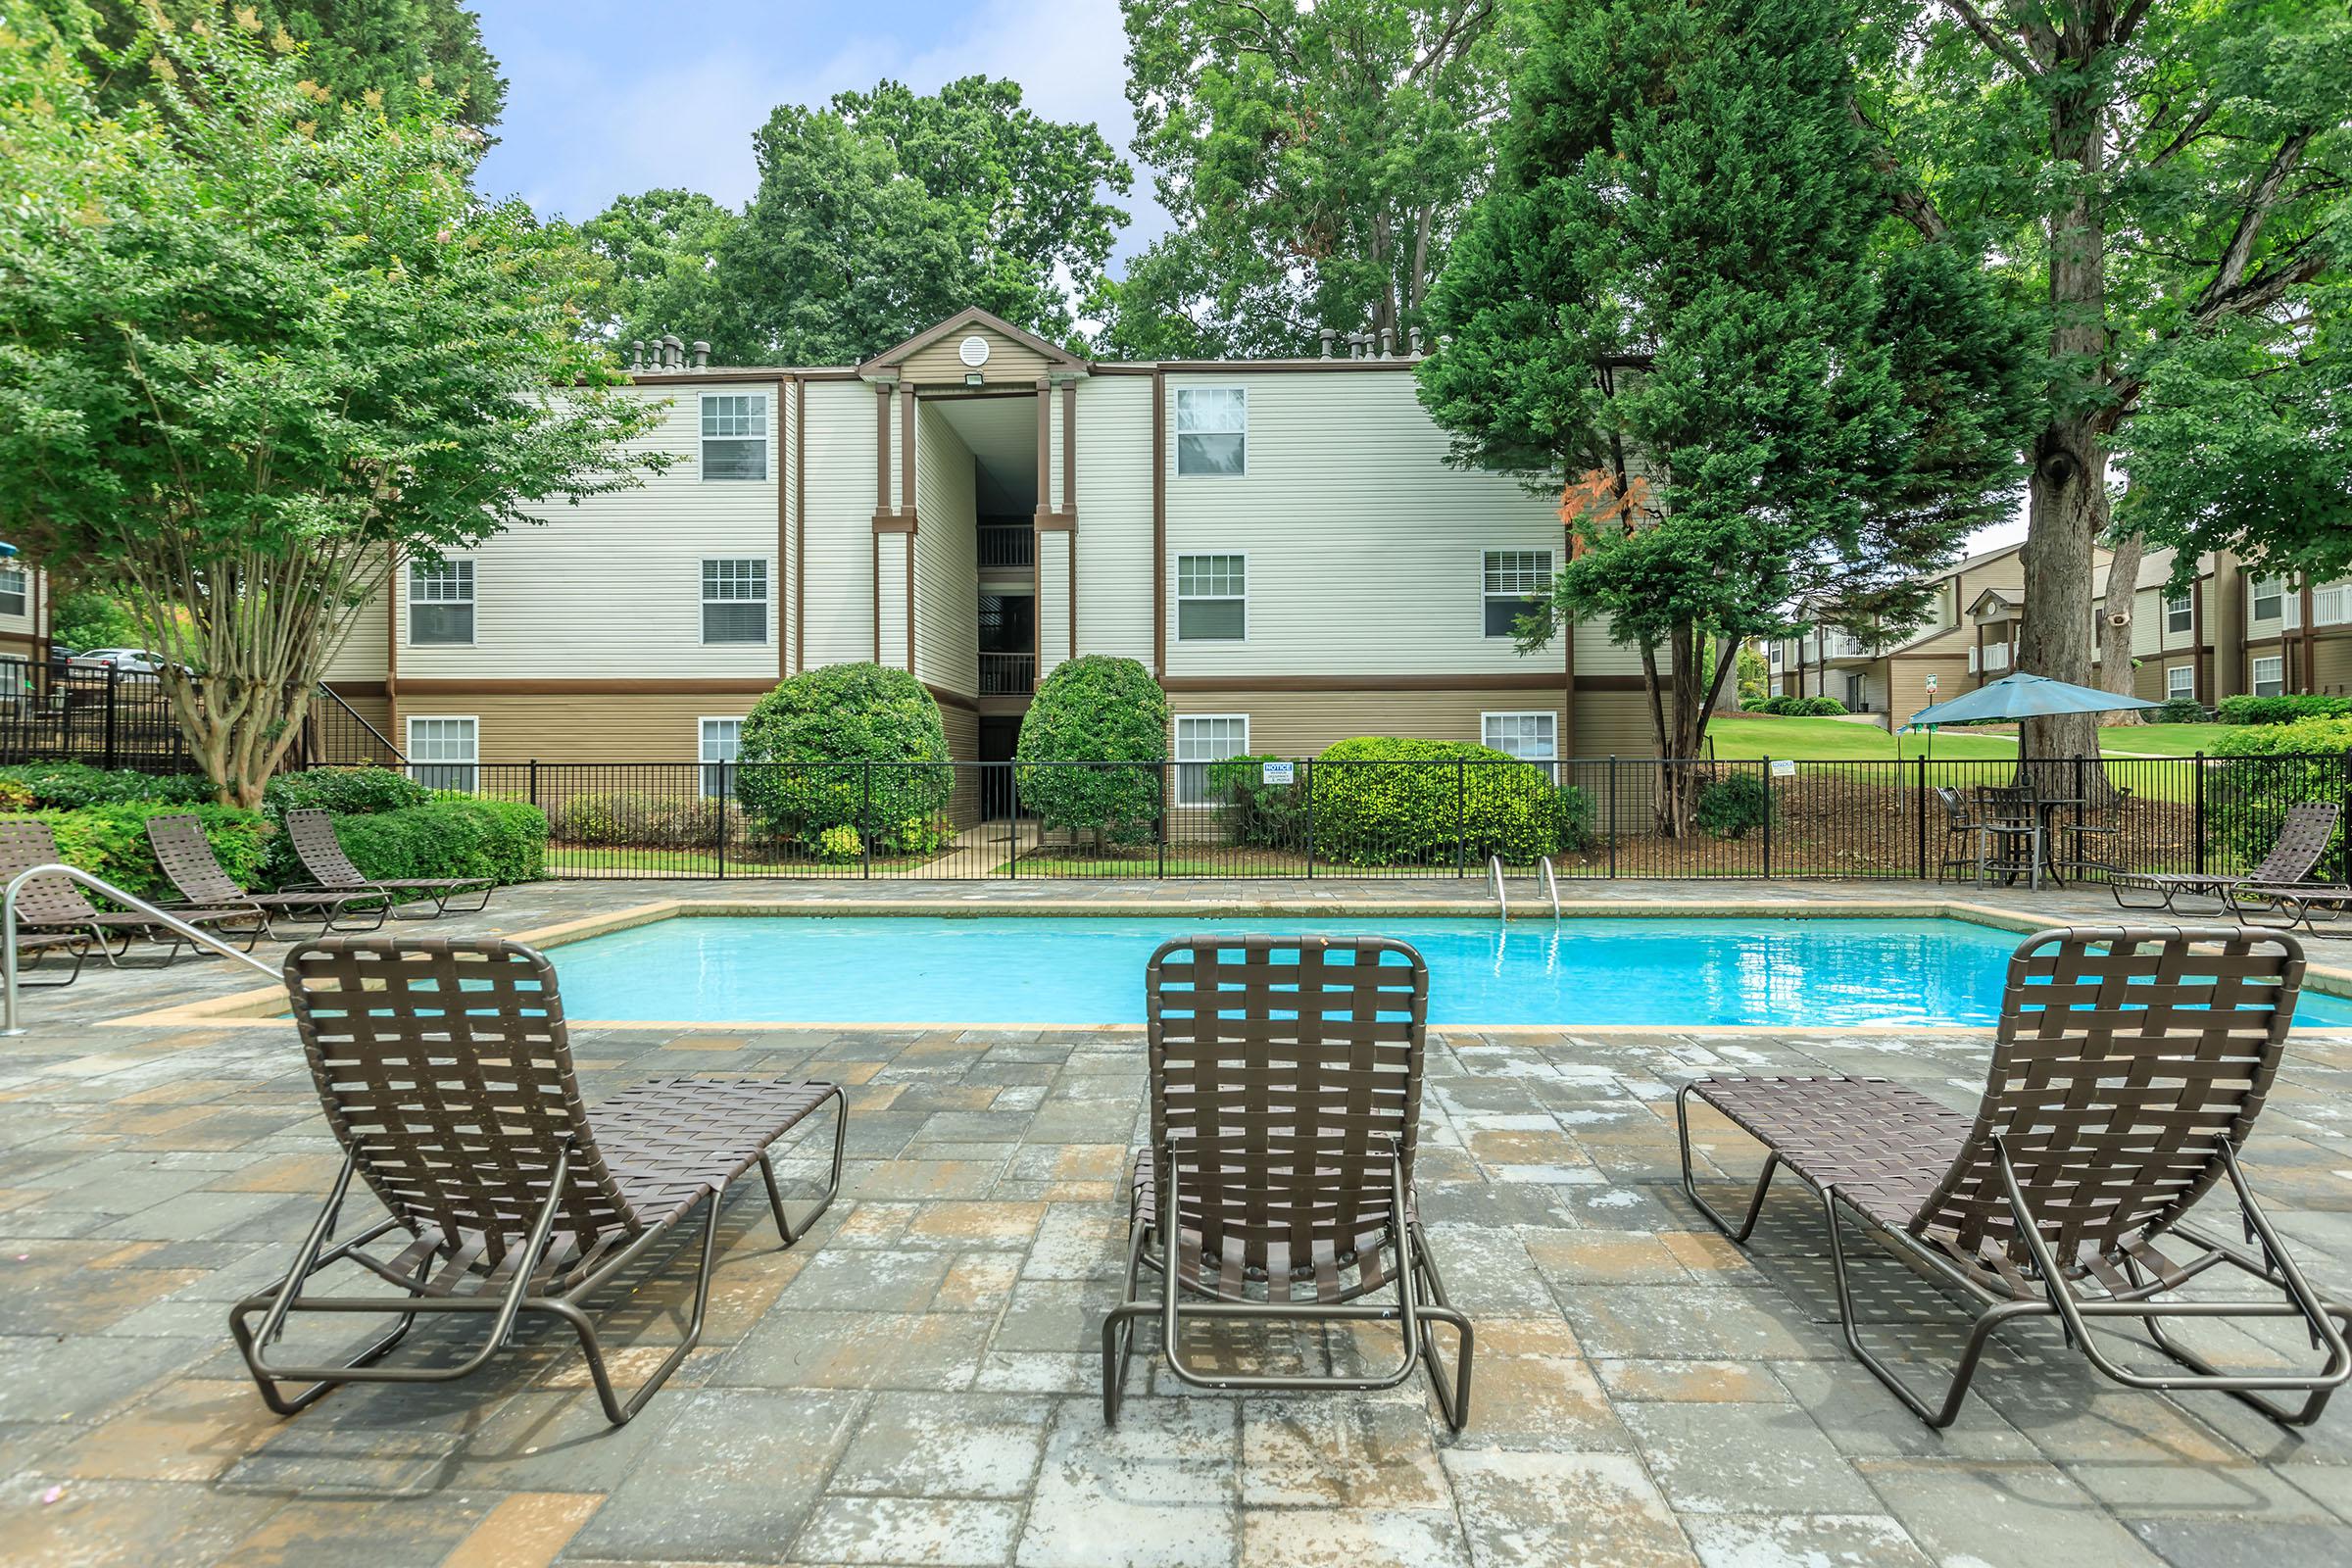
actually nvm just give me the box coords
[540,915,2352,1030]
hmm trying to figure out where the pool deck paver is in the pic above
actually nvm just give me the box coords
[2,876,2351,1566]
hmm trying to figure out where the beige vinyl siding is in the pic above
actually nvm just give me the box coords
[397,384,779,679]
[877,535,910,673]
[322,577,390,681]
[912,403,978,697]
[1072,376,1152,667]
[0,564,41,645]
[801,380,879,668]
[1037,532,1072,676]
[417,694,763,765]
[898,325,1053,387]
[1160,370,1574,680]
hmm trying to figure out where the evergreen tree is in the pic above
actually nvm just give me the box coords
[1420,0,2031,825]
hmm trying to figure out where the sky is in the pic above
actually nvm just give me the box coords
[470,1,2029,553]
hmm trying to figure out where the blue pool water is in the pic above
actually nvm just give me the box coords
[542,916,2352,1029]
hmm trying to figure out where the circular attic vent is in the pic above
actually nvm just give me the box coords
[957,335,992,368]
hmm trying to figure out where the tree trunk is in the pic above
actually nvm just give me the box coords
[2095,528,2145,721]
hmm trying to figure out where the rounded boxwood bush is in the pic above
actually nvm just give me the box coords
[1014,657,1169,848]
[1310,737,1589,865]
[1693,773,1773,840]
[734,663,954,854]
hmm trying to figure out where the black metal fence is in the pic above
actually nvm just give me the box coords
[0,662,400,773]
[453,752,2352,884]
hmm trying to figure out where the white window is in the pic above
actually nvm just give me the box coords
[701,393,767,480]
[2251,656,2284,699]
[2166,664,2194,702]
[1174,387,1246,476]
[1174,714,1249,806]
[702,558,768,644]
[406,715,477,792]
[1767,643,1782,667]
[2251,576,2286,622]
[1769,678,1784,697]
[0,566,24,619]
[408,558,474,645]
[1176,555,1246,641]
[1483,710,1558,780]
[1482,550,1552,638]
[2165,590,2193,635]
[700,716,743,798]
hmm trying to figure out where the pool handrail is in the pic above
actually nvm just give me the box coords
[1538,857,1560,922]
[1487,855,1506,921]
[2,862,278,1036]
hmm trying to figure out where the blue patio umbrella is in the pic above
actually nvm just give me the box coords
[1901,671,2163,733]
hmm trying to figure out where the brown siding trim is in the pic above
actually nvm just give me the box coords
[906,534,916,674]
[1032,379,1052,523]
[777,376,792,681]
[1062,380,1078,660]
[899,384,918,535]
[395,679,778,696]
[1159,672,1644,694]
[923,682,979,714]
[1151,368,1166,676]
[385,551,400,741]
[1093,361,1424,376]
[624,368,861,385]
[872,517,916,533]
[793,377,807,678]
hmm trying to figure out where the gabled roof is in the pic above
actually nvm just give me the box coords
[858,307,1089,378]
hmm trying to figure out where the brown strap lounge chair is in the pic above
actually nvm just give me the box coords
[2223,880,2352,932]
[282,807,495,918]
[146,813,387,938]
[8,929,92,989]
[2113,802,2340,913]
[1677,925,2350,1429]
[0,818,263,965]
[231,937,847,1425]
[1102,934,1472,1430]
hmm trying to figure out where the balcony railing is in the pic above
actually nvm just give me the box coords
[978,524,1034,570]
[979,652,1036,696]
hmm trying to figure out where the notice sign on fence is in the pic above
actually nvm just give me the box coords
[1769,759,1797,777]
[1262,760,1296,786]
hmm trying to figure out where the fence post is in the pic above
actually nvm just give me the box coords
[1006,762,1018,880]
[1455,760,1467,877]
[1607,758,1618,880]
[101,663,119,772]
[1915,756,1929,879]
[1303,759,1315,878]
[2341,752,2351,884]
[1761,758,1773,879]
[1157,761,1167,880]
[2193,752,2206,877]
[716,761,728,880]
[861,762,873,880]
[528,758,539,813]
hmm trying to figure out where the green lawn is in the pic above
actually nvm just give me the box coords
[2092,722,2236,757]
[1706,714,2019,760]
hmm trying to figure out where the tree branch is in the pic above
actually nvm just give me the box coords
[1936,0,2041,77]
[2192,129,2314,316]
[1850,97,1948,241]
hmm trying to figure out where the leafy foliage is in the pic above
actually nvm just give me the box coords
[1098,0,1503,357]
[262,765,432,817]
[326,798,547,888]
[0,761,211,808]
[46,587,139,651]
[2216,695,2352,728]
[1309,737,1590,865]
[30,800,270,903]
[1205,755,1310,850]
[2144,698,2209,725]
[0,13,664,806]
[578,190,743,355]
[1749,696,1851,717]
[1692,774,1773,841]
[734,663,953,854]
[2205,718,2352,876]
[1013,657,1168,847]
[546,791,738,850]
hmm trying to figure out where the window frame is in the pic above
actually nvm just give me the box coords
[1481,709,1559,781]
[2164,590,2193,635]
[406,557,475,647]
[1173,712,1250,807]
[1173,386,1248,477]
[1174,552,1248,643]
[2165,663,2195,702]
[1480,549,1553,640]
[404,714,478,793]
[699,391,768,482]
[2250,656,2285,699]
[700,557,770,646]
[699,715,744,798]
[2251,576,2286,623]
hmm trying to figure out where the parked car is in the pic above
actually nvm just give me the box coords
[77,648,168,680]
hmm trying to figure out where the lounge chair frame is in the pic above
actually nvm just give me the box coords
[11,930,90,989]
[1676,925,2351,1429]
[281,808,496,919]
[231,938,846,1425]
[2222,880,2352,932]
[1102,935,1472,1430]
[0,819,264,966]
[2112,802,2340,914]
[146,813,388,939]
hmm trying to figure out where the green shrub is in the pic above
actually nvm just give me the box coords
[815,823,860,862]
[1309,737,1590,865]
[1746,695,1845,717]
[2203,718,2352,874]
[1205,754,1308,849]
[546,790,736,849]
[2216,694,2352,726]
[0,762,211,809]
[1692,773,1773,840]
[2144,697,2207,724]
[734,663,953,855]
[25,802,270,904]
[264,765,432,817]
[325,799,547,889]
[1014,657,1169,847]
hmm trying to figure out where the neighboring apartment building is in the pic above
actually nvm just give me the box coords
[317,309,1655,784]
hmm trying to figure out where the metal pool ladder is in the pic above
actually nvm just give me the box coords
[2,863,279,1036]
[1487,855,1507,921]
[1538,856,1561,921]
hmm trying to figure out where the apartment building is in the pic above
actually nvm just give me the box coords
[0,559,46,668]
[318,309,1654,783]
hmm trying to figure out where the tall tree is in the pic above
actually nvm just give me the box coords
[682,77,1130,366]
[33,0,507,131]
[1420,0,2031,824]
[0,12,659,804]
[578,189,741,353]
[1857,1,2350,749]
[1102,0,1503,357]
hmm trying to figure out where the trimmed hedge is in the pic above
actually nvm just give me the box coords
[326,799,548,889]
[2216,694,2352,726]
[735,663,953,855]
[0,762,212,809]
[1747,695,1849,717]
[1206,754,1309,849]
[547,791,736,849]
[1309,737,1592,865]
[2143,697,2207,724]
[26,802,270,905]
[1014,656,1168,846]
[264,765,432,817]
[2204,718,2352,874]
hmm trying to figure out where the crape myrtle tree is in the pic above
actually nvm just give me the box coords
[1100,0,1504,359]
[1419,0,2032,830]
[0,12,664,806]
[1856,1,2351,748]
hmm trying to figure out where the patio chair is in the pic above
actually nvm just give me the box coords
[1931,787,1982,884]
[282,808,495,919]
[146,813,387,939]
[1676,925,2351,1429]
[2051,786,2132,882]
[0,818,265,965]
[8,929,92,989]
[231,937,847,1425]
[1971,785,2042,886]
[1102,934,1473,1430]
[2112,802,2341,914]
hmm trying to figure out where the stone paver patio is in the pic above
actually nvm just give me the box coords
[4,876,2352,1567]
